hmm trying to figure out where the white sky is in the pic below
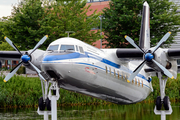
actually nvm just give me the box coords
[0,0,19,18]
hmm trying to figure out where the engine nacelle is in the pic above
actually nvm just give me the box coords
[23,49,45,71]
[149,48,177,78]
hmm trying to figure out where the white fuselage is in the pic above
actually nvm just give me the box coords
[41,37,153,104]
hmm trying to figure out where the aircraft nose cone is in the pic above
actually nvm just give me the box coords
[145,53,154,62]
[21,55,30,63]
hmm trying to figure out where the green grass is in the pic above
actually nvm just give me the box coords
[0,74,106,108]
[0,74,180,108]
[145,74,180,102]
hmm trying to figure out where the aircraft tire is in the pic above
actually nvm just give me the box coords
[163,96,169,110]
[46,97,51,111]
[39,97,45,111]
[156,96,162,110]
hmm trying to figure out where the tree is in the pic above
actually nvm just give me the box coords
[40,0,101,45]
[3,0,101,50]
[0,42,16,51]
[3,0,48,50]
[102,0,180,48]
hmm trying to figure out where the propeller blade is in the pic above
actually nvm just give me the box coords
[28,61,46,81]
[29,35,48,55]
[127,60,146,83]
[125,35,145,54]
[4,36,22,55]
[152,32,171,53]
[4,61,23,82]
[152,59,174,79]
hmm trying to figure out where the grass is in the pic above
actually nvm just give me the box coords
[145,74,180,102]
[0,73,180,108]
[0,74,107,108]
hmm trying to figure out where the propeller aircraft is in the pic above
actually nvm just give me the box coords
[1,1,180,120]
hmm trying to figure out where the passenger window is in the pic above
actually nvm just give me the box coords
[106,66,108,74]
[109,67,111,75]
[121,72,123,80]
[132,79,134,84]
[114,69,116,77]
[125,74,127,81]
[135,78,137,85]
[79,46,84,53]
[138,79,140,86]
[60,45,75,51]
[117,71,119,79]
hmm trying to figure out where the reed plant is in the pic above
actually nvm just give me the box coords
[0,74,180,108]
[145,74,180,102]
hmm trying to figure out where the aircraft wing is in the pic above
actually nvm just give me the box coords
[0,51,25,60]
[116,49,143,60]
[116,48,180,75]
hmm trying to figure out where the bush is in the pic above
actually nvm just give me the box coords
[17,66,26,74]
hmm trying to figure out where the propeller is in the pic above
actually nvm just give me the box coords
[3,35,48,82]
[125,32,173,83]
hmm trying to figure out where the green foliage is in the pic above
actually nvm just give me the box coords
[146,74,180,101]
[0,42,15,51]
[0,74,180,108]
[17,66,26,74]
[0,75,106,108]
[0,75,42,107]
[2,0,101,51]
[3,0,48,50]
[41,0,101,45]
[102,0,180,48]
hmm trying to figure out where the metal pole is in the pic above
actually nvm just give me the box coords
[100,16,102,49]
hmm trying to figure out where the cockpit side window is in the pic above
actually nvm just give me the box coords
[60,45,75,51]
[76,45,79,51]
[47,45,59,51]
[79,46,84,53]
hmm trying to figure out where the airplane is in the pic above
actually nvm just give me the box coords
[1,1,180,120]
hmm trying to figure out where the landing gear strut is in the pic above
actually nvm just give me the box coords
[154,72,172,120]
[37,78,60,120]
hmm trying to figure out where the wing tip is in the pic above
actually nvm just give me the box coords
[4,79,6,82]
[168,32,171,34]
[46,35,48,38]
[127,80,130,83]
[4,36,6,39]
[171,76,174,79]
[124,35,127,39]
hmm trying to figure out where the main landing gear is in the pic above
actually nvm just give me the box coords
[37,78,60,120]
[154,72,172,120]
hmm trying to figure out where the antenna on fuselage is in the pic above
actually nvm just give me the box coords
[65,31,75,37]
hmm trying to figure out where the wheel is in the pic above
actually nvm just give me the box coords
[46,97,51,111]
[38,97,45,111]
[156,96,162,110]
[163,96,169,110]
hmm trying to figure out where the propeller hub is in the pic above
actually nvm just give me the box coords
[21,55,30,63]
[145,53,154,62]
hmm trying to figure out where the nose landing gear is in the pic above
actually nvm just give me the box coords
[154,72,172,120]
[37,79,60,120]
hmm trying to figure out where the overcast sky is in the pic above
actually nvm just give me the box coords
[0,0,19,18]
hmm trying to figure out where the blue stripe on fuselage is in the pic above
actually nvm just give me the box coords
[42,52,147,81]
[43,52,120,68]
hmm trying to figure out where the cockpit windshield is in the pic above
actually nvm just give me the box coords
[47,45,59,51]
[60,45,75,51]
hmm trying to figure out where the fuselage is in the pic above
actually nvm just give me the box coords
[41,37,153,104]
